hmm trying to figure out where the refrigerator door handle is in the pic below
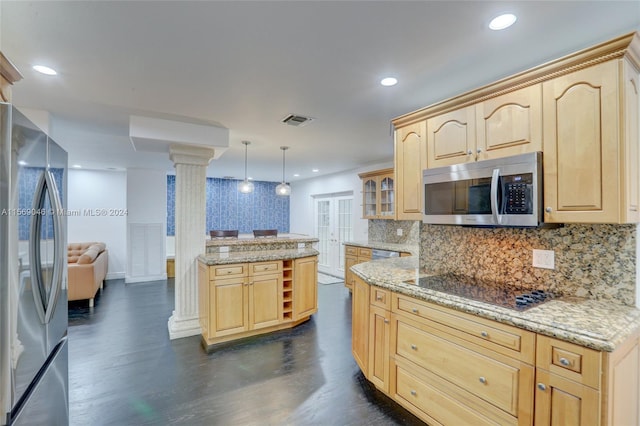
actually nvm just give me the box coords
[45,169,64,325]
[28,170,63,324]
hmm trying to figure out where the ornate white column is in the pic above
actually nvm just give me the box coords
[168,144,215,339]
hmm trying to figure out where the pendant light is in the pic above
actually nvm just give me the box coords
[238,141,254,193]
[275,146,291,196]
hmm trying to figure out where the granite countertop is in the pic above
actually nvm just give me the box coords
[198,248,319,265]
[344,240,419,256]
[206,233,318,247]
[351,257,640,352]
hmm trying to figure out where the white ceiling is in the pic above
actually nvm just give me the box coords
[2,1,639,182]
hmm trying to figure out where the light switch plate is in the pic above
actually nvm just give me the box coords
[532,249,555,269]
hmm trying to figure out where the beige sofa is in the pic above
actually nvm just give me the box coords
[68,242,108,307]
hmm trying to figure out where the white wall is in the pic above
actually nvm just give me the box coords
[126,168,167,283]
[290,160,393,241]
[67,169,127,279]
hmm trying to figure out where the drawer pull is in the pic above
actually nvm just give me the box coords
[376,295,383,301]
[559,357,571,367]
[410,344,418,351]
[412,308,419,314]
[410,390,417,396]
[384,319,389,324]
[479,377,487,385]
[537,383,547,391]
[226,270,233,274]
[481,331,489,338]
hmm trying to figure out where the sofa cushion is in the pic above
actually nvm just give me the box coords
[69,242,106,264]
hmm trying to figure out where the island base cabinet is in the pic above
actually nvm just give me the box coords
[199,256,318,349]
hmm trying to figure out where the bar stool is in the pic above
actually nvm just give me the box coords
[253,229,278,238]
[209,230,239,239]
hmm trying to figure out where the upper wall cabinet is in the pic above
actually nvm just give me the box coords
[426,85,542,168]
[543,58,640,223]
[393,31,640,224]
[394,121,426,220]
[359,168,394,220]
[0,52,23,102]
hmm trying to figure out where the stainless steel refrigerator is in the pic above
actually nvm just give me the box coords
[0,103,69,425]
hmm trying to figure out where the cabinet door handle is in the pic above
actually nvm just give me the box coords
[410,344,418,351]
[537,383,547,391]
[545,206,552,213]
[384,319,389,324]
[467,150,473,155]
[479,377,487,385]
[559,357,571,367]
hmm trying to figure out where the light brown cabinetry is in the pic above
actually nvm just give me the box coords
[368,288,391,393]
[198,256,318,348]
[352,275,370,372]
[343,245,372,290]
[0,52,22,102]
[426,85,542,169]
[534,334,640,426]
[293,256,318,320]
[394,32,640,224]
[359,168,394,219]
[543,59,640,223]
[352,282,640,426]
[394,121,427,220]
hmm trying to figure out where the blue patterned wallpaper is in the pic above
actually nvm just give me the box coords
[166,175,290,236]
[18,167,65,240]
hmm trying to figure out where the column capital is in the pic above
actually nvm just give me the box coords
[170,144,216,167]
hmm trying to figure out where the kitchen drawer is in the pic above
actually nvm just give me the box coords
[393,360,518,426]
[370,287,391,310]
[393,293,535,363]
[536,335,602,389]
[358,247,372,258]
[250,261,282,275]
[212,263,247,279]
[345,245,358,256]
[395,318,525,416]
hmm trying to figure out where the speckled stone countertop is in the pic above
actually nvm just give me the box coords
[343,241,419,256]
[198,248,319,265]
[206,233,318,247]
[351,257,640,352]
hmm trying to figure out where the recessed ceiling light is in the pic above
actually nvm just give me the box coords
[72,164,82,168]
[489,13,517,30]
[18,160,28,166]
[312,169,319,173]
[293,173,300,177]
[380,77,398,87]
[33,65,58,75]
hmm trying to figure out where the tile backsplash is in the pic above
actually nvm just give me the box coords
[368,219,420,244]
[419,224,637,306]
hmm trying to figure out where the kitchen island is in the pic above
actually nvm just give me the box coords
[351,256,640,426]
[198,234,319,351]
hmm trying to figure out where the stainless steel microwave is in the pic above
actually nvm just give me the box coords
[422,152,543,227]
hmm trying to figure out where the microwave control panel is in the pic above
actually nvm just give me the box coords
[502,174,533,214]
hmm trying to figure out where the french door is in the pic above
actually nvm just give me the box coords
[315,194,353,277]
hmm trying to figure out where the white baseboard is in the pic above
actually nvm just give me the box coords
[105,272,125,280]
[124,273,168,284]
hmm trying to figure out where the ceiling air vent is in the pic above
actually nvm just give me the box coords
[281,114,314,127]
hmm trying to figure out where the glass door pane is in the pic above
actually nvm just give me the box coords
[316,199,331,269]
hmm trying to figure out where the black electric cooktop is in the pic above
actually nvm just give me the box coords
[405,274,554,311]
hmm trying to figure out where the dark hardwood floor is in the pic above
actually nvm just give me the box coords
[68,278,425,425]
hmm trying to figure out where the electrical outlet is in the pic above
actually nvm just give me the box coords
[219,246,229,253]
[532,249,555,269]
[397,229,403,236]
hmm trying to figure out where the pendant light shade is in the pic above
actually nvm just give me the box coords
[275,146,291,196]
[238,141,254,194]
